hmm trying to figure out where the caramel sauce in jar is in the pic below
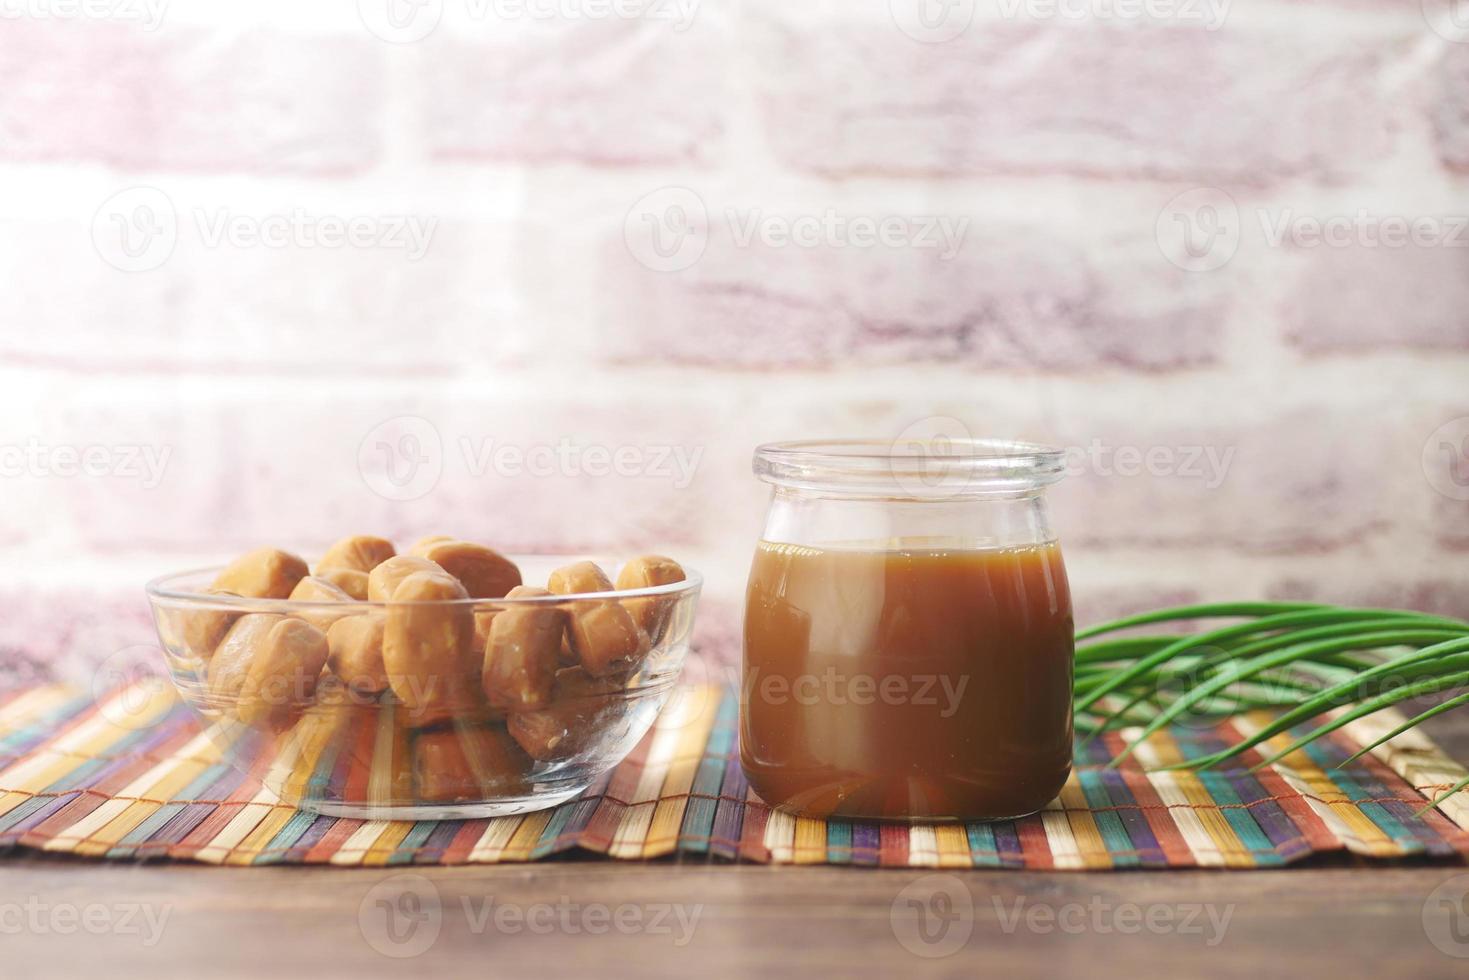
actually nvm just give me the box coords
[741,540,1074,821]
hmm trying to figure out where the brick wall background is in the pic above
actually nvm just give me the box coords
[1,0,1466,683]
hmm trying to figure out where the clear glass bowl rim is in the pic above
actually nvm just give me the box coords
[753,438,1067,493]
[146,557,703,612]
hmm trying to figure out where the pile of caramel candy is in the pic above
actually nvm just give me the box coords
[171,536,685,803]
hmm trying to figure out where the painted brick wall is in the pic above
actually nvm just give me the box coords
[1,0,1466,684]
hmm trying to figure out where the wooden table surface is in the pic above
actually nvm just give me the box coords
[2,715,1466,979]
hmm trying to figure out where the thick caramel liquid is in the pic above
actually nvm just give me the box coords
[741,541,1074,821]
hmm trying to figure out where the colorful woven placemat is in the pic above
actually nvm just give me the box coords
[0,679,1467,868]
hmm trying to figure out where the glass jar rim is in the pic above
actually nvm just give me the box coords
[753,438,1067,498]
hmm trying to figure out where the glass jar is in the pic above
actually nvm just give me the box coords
[740,438,1074,822]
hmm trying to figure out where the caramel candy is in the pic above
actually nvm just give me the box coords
[507,667,626,762]
[208,614,282,703]
[572,604,647,677]
[472,609,498,656]
[312,674,381,710]
[317,566,370,601]
[168,588,241,661]
[547,561,614,597]
[367,555,442,602]
[383,570,480,727]
[287,576,358,632]
[547,562,647,678]
[483,586,564,711]
[315,535,396,575]
[616,556,686,644]
[468,586,540,659]
[413,726,530,802]
[212,548,308,600]
[326,613,389,695]
[407,535,456,558]
[239,618,330,726]
[415,541,522,599]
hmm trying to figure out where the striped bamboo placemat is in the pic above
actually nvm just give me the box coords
[0,680,1466,868]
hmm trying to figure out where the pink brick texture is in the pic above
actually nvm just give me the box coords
[0,6,1464,680]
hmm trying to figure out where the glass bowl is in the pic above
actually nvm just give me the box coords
[146,556,702,820]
